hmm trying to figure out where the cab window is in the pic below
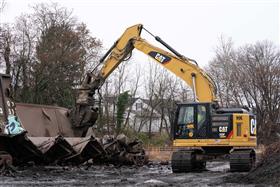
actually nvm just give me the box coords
[197,105,206,129]
[178,106,194,124]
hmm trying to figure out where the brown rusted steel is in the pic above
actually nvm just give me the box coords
[0,132,147,166]
[16,103,76,137]
[29,136,107,165]
[29,136,76,164]
[0,132,44,165]
[0,151,13,170]
[64,136,107,164]
[0,74,148,167]
[102,135,147,166]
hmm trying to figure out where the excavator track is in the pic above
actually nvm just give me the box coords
[171,149,205,173]
[230,149,256,172]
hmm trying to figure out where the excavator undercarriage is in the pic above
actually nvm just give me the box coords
[171,148,256,172]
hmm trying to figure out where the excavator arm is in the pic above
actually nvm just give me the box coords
[133,38,216,101]
[71,24,217,129]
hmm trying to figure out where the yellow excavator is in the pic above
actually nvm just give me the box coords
[72,24,257,172]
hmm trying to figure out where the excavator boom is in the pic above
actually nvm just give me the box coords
[71,24,217,129]
[98,24,216,102]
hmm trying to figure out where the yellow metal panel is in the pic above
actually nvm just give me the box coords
[233,113,248,140]
[101,24,143,79]
[173,138,256,147]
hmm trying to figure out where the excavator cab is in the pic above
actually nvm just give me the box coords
[173,102,257,142]
[174,102,211,139]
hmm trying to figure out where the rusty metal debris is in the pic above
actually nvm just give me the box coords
[0,74,147,170]
[0,133,147,168]
[0,151,13,171]
[103,134,147,166]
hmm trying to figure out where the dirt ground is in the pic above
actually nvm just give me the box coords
[0,161,260,187]
[1,148,274,186]
[226,142,280,186]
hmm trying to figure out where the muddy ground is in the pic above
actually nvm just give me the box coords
[0,162,263,187]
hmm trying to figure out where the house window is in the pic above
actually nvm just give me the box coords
[136,103,142,110]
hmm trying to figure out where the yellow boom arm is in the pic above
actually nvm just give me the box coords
[98,24,216,102]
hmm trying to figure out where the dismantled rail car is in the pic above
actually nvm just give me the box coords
[0,74,147,169]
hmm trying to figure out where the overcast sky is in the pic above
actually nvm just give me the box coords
[1,0,279,67]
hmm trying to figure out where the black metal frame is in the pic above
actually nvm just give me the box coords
[172,102,212,139]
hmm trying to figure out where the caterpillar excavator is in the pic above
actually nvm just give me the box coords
[71,24,257,172]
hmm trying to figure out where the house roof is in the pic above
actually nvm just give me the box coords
[103,95,191,117]
[130,108,161,118]
[140,98,178,114]
[103,95,139,107]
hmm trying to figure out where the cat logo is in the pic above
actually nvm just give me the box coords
[219,126,228,133]
[155,53,166,63]
[250,118,257,135]
[148,51,171,64]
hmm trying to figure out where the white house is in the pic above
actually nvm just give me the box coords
[102,96,172,133]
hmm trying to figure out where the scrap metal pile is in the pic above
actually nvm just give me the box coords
[0,74,147,170]
[0,133,147,169]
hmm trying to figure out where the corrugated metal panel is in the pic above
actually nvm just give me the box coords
[16,103,77,137]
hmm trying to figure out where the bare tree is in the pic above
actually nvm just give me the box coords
[12,15,37,102]
[206,37,241,107]
[0,24,12,74]
[145,60,161,138]
[98,56,131,134]
[208,38,280,144]
[236,41,280,143]
[0,0,6,15]
[123,64,141,129]
[153,66,192,139]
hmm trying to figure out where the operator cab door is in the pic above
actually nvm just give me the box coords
[173,103,211,139]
